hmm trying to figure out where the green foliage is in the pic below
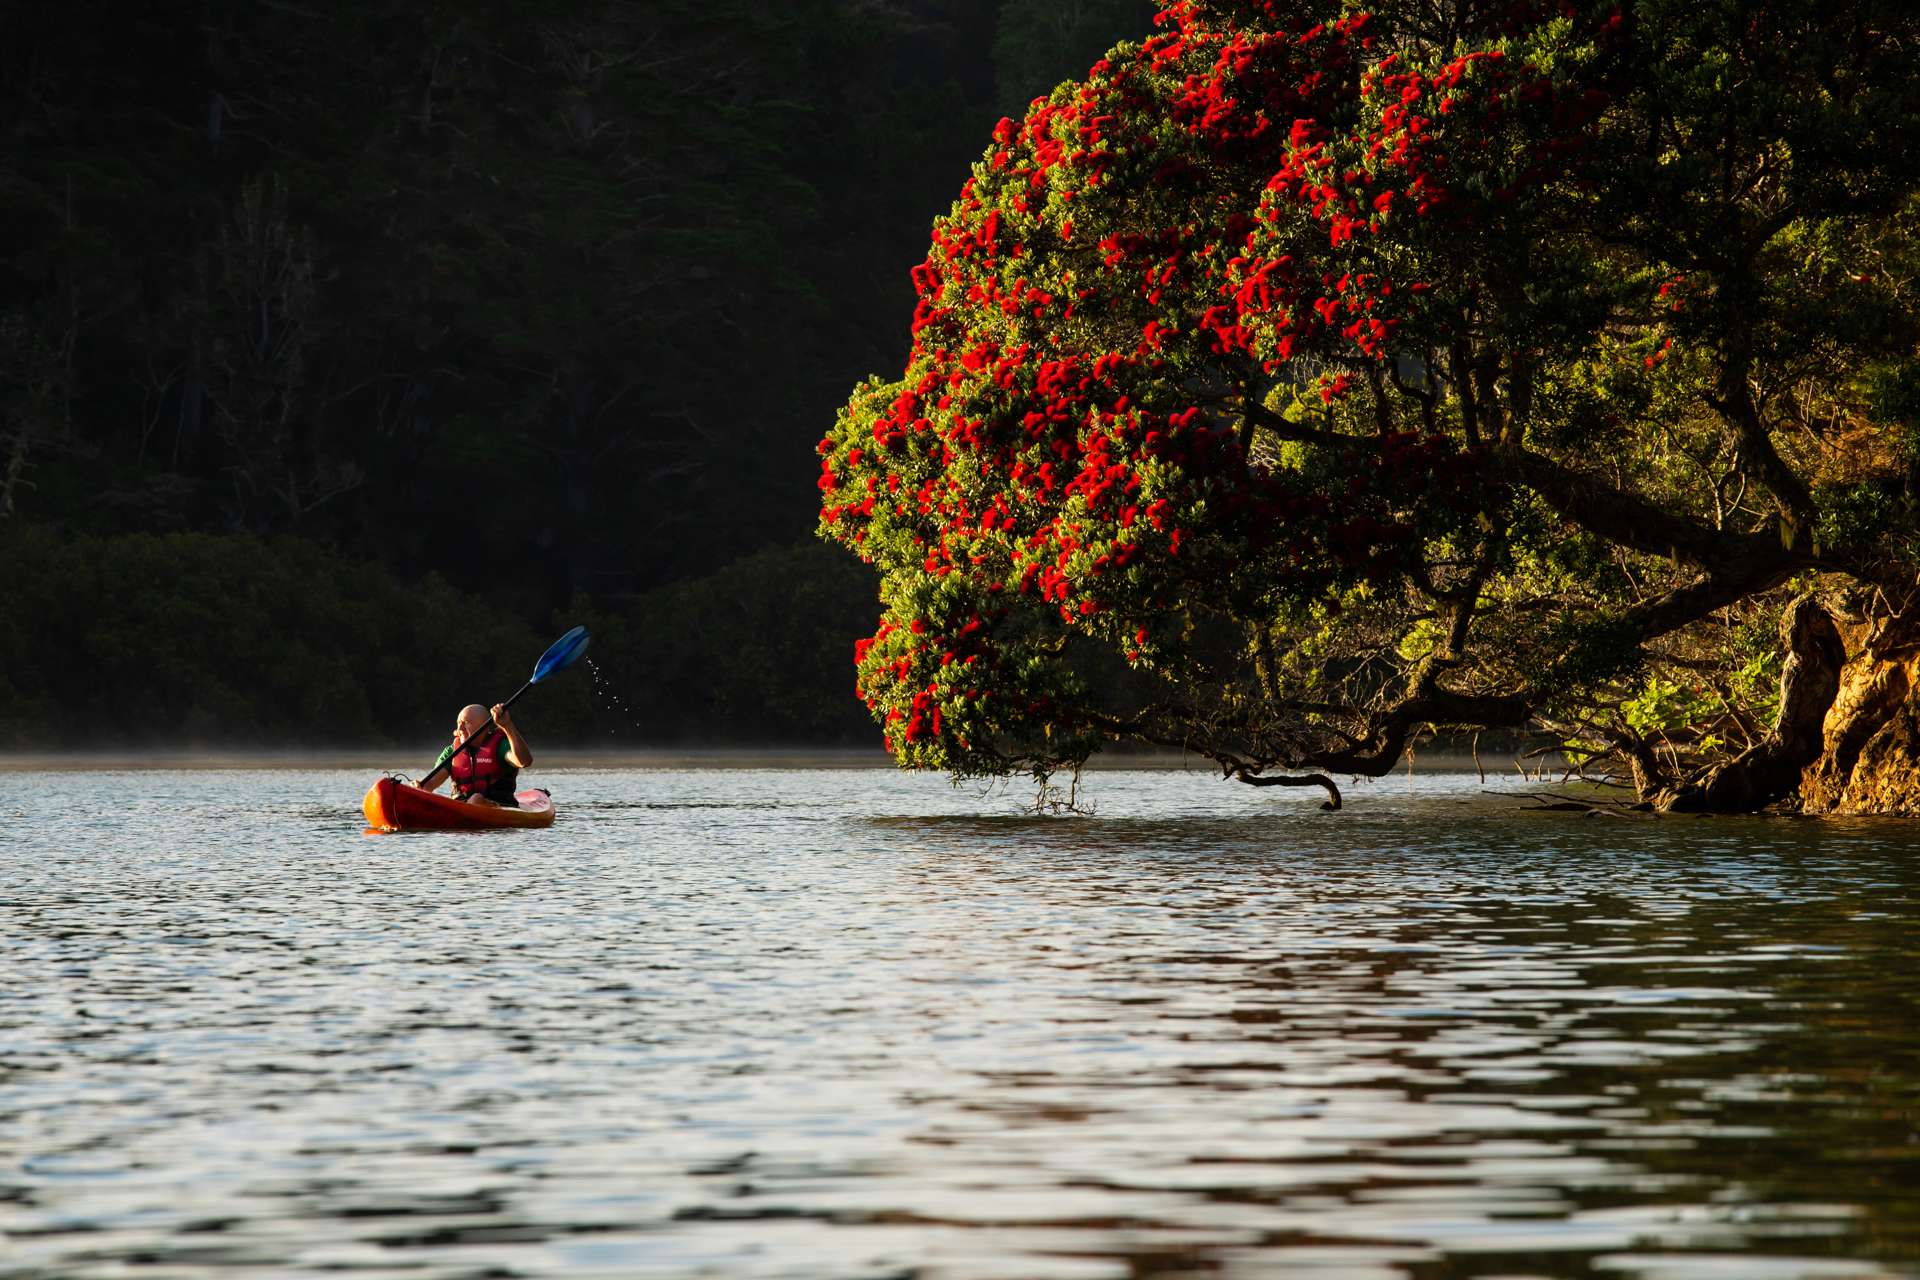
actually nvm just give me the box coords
[0,525,544,748]
[1621,675,1713,739]
[0,530,880,749]
[1865,360,1920,459]
[1812,480,1918,557]
[820,0,1920,793]
[1395,618,1446,663]
[572,541,880,744]
[1539,612,1649,697]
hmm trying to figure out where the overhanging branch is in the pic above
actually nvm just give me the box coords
[1496,443,1802,573]
[1234,768,1342,810]
[1241,398,1355,450]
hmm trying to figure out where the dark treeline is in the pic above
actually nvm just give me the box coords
[0,0,1150,748]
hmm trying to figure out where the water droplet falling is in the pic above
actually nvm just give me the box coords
[584,655,645,736]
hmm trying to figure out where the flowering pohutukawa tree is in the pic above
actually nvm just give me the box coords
[818,0,1920,812]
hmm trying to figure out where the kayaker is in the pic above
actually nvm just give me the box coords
[417,703,532,807]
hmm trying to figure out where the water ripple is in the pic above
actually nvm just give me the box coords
[1,767,1917,1278]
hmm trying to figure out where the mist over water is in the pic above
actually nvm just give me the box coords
[2,768,1917,1279]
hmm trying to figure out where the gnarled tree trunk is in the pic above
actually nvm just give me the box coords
[1654,596,1845,813]
[1799,608,1920,815]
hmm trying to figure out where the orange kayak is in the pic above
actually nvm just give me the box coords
[362,777,556,832]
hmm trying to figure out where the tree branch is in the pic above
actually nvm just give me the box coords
[1705,377,1815,532]
[1234,768,1341,810]
[1241,398,1354,450]
[1496,443,1804,572]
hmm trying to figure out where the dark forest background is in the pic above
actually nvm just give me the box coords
[0,0,1153,749]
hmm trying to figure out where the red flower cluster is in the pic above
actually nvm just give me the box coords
[819,0,1617,767]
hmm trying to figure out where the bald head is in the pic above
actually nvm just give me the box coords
[455,704,490,740]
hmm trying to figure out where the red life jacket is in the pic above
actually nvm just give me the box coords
[450,729,515,798]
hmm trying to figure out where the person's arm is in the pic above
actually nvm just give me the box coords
[493,704,532,768]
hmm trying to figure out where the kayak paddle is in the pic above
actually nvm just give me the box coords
[433,624,591,774]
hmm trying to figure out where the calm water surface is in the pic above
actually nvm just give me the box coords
[1,767,1917,1279]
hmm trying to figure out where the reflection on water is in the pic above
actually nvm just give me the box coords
[1,768,1917,1279]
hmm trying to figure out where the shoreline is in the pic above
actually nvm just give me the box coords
[0,747,1533,774]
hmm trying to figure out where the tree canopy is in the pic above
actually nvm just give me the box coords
[3,0,1145,748]
[818,0,1920,811]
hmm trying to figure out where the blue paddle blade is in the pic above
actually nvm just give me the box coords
[531,625,590,683]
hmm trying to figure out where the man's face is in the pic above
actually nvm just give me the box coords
[454,709,487,742]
